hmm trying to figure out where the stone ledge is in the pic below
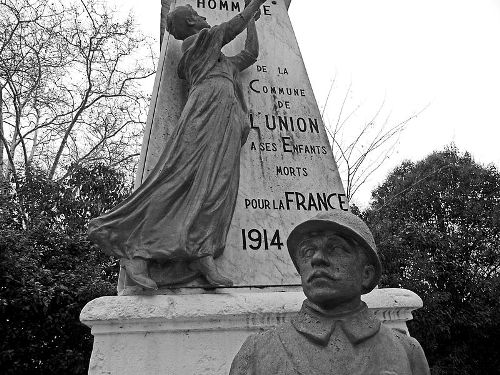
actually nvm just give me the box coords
[81,288,422,334]
[81,288,423,374]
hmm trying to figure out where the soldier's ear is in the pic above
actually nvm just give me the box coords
[186,16,196,26]
[361,264,376,290]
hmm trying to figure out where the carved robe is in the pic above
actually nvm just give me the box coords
[229,301,431,375]
[88,23,254,275]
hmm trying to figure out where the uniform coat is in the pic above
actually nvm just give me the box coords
[230,300,430,375]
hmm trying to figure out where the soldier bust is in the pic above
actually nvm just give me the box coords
[229,210,431,375]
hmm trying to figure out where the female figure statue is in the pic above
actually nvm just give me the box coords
[88,0,266,292]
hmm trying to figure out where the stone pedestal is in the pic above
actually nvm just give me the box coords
[81,288,422,375]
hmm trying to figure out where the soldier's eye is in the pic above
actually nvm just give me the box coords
[326,245,347,255]
[301,247,316,258]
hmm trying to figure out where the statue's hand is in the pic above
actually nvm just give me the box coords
[253,9,262,21]
[245,0,263,20]
[254,9,262,21]
[245,0,267,9]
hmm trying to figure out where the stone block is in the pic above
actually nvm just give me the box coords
[81,288,422,374]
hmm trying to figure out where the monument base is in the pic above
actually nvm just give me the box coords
[80,288,422,375]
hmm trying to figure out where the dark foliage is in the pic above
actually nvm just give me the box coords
[0,165,130,374]
[363,146,500,375]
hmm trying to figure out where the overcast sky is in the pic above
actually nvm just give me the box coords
[113,0,500,207]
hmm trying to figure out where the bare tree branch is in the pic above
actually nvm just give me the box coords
[323,82,429,202]
[0,0,156,183]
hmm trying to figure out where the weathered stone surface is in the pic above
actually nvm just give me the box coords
[80,288,422,375]
[138,0,345,288]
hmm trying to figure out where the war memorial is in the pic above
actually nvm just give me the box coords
[80,0,429,373]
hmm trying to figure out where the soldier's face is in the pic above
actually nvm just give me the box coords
[297,232,374,311]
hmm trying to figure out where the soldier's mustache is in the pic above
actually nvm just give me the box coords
[307,270,336,282]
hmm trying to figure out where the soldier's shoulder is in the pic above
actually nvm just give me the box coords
[392,328,431,374]
[230,323,295,375]
[373,324,425,353]
[246,321,294,344]
[389,327,424,350]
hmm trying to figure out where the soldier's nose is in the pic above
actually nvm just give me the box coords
[310,249,329,267]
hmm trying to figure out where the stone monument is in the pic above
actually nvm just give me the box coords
[81,1,425,374]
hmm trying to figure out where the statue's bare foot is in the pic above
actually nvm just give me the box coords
[121,257,158,290]
[191,256,233,287]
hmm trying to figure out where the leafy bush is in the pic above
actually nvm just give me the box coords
[0,165,130,374]
[364,146,500,374]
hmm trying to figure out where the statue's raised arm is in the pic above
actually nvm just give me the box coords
[222,0,266,45]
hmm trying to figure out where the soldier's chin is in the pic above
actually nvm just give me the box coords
[304,285,341,306]
[304,281,361,308]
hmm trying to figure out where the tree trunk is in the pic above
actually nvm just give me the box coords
[5,115,18,181]
[27,108,40,168]
[0,87,4,180]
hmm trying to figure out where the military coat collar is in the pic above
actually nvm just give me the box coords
[291,300,381,346]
